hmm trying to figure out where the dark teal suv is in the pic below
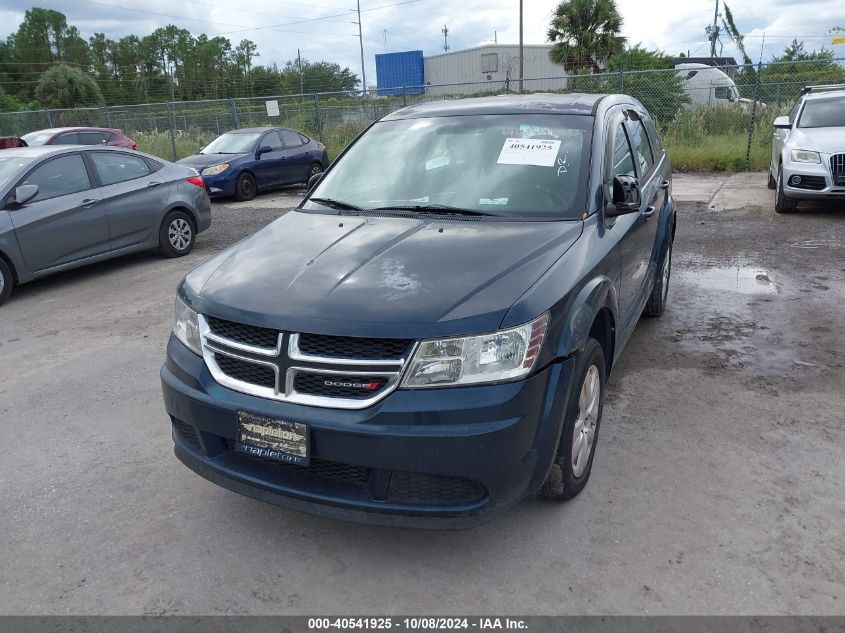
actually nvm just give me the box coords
[161,93,675,528]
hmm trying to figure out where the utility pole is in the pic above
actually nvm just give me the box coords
[709,0,720,57]
[355,0,367,96]
[442,25,450,52]
[519,0,524,92]
[297,48,304,94]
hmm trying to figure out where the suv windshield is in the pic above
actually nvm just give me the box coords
[201,132,262,154]
[307,114,593,219]
[798,97,845,128]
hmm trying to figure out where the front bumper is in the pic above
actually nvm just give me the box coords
[161,336,575,528]
[200,173,237,198]
[781,156,845,199]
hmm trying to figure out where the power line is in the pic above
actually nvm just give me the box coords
[208,0,427,37]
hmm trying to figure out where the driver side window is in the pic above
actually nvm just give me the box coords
[611,121,636,178]
[263,131,283,151]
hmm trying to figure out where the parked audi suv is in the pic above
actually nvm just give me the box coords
[161,93,676,527]
[769,84,845,212]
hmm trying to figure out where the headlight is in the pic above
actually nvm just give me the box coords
[201,163,229,176]
[401,313,549,388]
[790,150,820,163]
[174,294,202,355]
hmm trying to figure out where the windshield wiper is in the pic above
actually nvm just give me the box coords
[308,197,365,212]
[372,204,498,217]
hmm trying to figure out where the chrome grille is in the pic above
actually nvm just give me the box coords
[831,154,845,186]
[199,314,414,410]
[207,316,279,349]
[297,333,411,360]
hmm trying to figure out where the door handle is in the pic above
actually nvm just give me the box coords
[147,181,162,188]
[80,198,98,208]
[659,180,670,190]
[642,206,655,219]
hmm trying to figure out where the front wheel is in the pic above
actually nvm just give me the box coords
[541,337,605,501]
[0,257,13,307]
[775,165,798,214]
[235,172,257,201]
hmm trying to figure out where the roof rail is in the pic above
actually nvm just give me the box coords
[801,84,845,95]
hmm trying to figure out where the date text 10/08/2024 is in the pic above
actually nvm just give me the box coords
[307,618,528,630]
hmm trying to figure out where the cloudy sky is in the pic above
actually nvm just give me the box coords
[1,0,843,87]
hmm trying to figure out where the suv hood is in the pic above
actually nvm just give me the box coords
[787,127,845,154]
[185,211,583,338]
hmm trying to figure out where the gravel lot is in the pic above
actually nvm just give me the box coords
[1,175,843,615]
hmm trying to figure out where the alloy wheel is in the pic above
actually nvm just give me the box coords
[168,218,192,251]
[571,365,601,478]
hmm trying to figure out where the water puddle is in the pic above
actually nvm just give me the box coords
[676,266,780,294]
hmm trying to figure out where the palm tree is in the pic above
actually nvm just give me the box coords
[547,0,625,73]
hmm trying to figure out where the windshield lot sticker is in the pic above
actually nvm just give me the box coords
[479,198,509,205]
[497,138,561,167]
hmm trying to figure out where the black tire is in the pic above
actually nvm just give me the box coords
[307,162,324,183]
[644,236,672,317]
[159,211,196,258]
[0,258,13,307]
[767,168,777,190]
[235,172,257,201]
[541,337,606,501]
[775,165,798,214]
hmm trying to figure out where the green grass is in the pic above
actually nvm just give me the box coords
[664,134,770,172]
[130,105,777,172]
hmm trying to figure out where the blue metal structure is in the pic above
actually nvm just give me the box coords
[375,51,425,96]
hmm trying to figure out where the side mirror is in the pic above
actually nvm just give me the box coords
[256,145,273,156]
[307,172,323,192]
[13,184,39,206]
[773,116,791,129]
[605,175,640,217]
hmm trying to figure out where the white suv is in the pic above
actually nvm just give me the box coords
[768,85,845,213]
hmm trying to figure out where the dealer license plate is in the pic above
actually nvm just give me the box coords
[236,411,309,466]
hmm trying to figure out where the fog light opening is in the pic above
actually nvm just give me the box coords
[789,175,802,186]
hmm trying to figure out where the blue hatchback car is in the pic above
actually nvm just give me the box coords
[177,127,329,201]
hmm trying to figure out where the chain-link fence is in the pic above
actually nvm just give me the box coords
[1,58,841,172]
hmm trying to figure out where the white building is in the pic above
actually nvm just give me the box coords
[422,45,568,96]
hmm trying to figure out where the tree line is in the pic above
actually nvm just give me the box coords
[0,8,360,111]
[547,0,845,121]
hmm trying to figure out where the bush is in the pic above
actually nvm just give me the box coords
[35,64,104,109]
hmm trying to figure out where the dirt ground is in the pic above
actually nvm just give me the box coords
[0,175,843,615]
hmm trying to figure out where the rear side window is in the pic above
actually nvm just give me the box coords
[53,133,79,145]
[78,131,111,145]
[21,154,91,201]
[625,119,654,176]
[643,117,664,156]
[611,122,635,178]
[281,130,303,148]
[299,133,312,145]
[90,152,151,185]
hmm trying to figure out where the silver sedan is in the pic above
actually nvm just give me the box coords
[0,145,211,306]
